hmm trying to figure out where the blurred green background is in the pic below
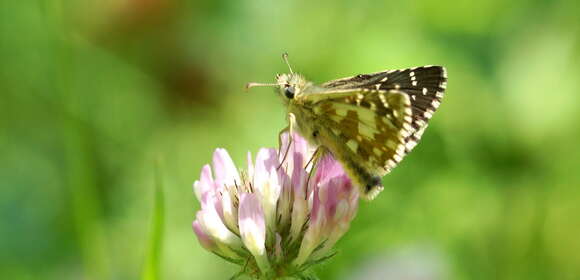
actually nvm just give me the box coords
[1,0,579,279]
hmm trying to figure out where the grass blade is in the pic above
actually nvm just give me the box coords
[141,161,165,280]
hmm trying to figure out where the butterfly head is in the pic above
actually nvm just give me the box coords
[246,53,308,102]
[274,73,307,100]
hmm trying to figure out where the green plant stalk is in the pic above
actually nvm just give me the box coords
[141,160,165,280]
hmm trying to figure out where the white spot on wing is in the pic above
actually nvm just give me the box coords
[396,144,405,155]
[379,93,387,104]
[385,159,397,169]
[403,123,414,132]
[432,100,440,108]
[393,153,403,162]
[415,119,426,127]
[406,140,417,150]
[414,125,427,139]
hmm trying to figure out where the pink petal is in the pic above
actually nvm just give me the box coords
[212,148,241,189]
[197,194,241,248]
[291,132,310,159]
[278,132,291,162]
[314,153,348,186]
[247,151,254,179]
[192,219,215,251]
[254,148,279,176]
[253,148,282,225]
[238,192,266,256]
[193,164,214,202]
[293,185,326,266]
[284,132,310,162]
[320,176,352,224]
[276,147,294,229]
[312,173,359,259]
[221,190,238,233]
[291,142,308,191]
[309,182,324,225]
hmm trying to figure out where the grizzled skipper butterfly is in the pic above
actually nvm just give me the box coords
[247,54,447,200]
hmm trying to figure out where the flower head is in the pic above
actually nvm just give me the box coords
[192,133,359,278]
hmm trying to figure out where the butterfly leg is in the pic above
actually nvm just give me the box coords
[276,127,290,170]
[304,145,323,170]
[277,126,289,157]
[277,113,297,170]
[303,145,327,197]
[302,146,336,199]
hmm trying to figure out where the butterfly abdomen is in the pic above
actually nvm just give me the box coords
[316,117,388,200]
[340,155,384,200]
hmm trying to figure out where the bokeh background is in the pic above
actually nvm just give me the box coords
[1,0,579,279]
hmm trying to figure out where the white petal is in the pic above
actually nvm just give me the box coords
[197,195,242,250]
[212,148,241,188]
[238,193,266,256]
[221,190,238,234]
[193,164,214,202]
[192,220,215,251]
[247,151,254,179]
[253,149,282,228]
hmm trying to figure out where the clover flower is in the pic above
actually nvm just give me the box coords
[192,133,359,279]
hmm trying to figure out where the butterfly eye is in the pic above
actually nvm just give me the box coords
[284,86,295,99]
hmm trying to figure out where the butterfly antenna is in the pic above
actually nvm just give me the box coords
[245,82,279,91]
[282,53,294,74]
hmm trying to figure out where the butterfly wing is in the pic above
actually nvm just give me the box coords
[322,66,447,152]
[293,87,414,200]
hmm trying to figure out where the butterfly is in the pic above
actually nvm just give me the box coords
[247,54,447,200]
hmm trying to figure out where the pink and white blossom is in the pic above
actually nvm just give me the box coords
[192,133,359,278]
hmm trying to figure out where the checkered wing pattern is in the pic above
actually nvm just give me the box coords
[322,66,447,152]
[305,89,414,176]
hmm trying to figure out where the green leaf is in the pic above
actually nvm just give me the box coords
[141,161,165,280]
